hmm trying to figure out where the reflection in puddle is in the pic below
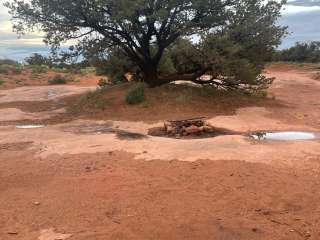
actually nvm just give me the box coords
[16,125,45,129]
[251,131,319,140]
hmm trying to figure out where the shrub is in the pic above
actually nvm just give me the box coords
[80,67,96,75]
[31,65,48,74]
[64,73,76,82]
[48,75,67,85]
[0,80,4,85]
[73,88,107,111]
[0,64,22,75]
[125,83,145,105]
[25,53,51,66]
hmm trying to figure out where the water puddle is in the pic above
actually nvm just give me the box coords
[251,131,320,140]
[16,125,45,129]
[62,123,147,140]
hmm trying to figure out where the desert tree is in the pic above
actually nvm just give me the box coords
[5,0,287,90]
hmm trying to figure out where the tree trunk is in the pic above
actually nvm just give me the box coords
[141,63,162,87]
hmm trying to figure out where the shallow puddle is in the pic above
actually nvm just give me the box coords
[16,125,45,129]
[251,131,320,140]
[61,123,147,140]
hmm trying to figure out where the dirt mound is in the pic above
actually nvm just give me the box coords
[66,83,275,123]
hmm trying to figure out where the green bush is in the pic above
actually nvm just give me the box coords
[0,64,22,75]
[125,83,145,105]
[25,53,51,66]
[31,65,48,74]
[73,88,107,111]
[0,80,5,85]
[48,75,67,85]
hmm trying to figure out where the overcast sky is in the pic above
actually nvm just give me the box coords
[0,0,320,60]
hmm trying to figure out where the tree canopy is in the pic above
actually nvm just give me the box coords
[5,0,287,90]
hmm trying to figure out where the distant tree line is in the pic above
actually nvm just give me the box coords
[274,41,320,63]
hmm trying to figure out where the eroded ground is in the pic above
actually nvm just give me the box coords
[0,64,320,240]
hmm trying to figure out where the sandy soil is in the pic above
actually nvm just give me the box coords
[0,64,320,240]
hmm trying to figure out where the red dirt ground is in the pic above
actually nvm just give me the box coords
[0,63,320,240]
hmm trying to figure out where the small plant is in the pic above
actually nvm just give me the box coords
[125,83,146,105]
[31,65,48,74]
[0,79,5,85]
[72,88,107,111]
[64,73,76,82]
[48,75,67,85]
[142,101,151,108]
[98,78,109,89]
[254,90,268,98]
[0,64,23,75]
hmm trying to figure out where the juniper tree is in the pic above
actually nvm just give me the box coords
[5,0,287,90]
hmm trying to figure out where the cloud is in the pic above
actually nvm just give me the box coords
[279,6,320,49]
[0,44,50,60]
[287,0,320,7]
[283,4,320,14]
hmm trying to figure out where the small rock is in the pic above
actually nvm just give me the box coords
[7,231,18,235]
[38,228,72,240]
[34,201,40,206]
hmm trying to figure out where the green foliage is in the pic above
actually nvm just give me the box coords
[0,64,23,75]
[64,73,76,82]
[76,89,107,111]
[95,48,136,85]
[0,79,5,85]
[25,53,51,66]
[0,58,22,75]
[125,83,146,105]
[31,65,48,74]
[48,75,67,85]
[78,67,96,75]
[274,42,320,63]
[6,0,286,90]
